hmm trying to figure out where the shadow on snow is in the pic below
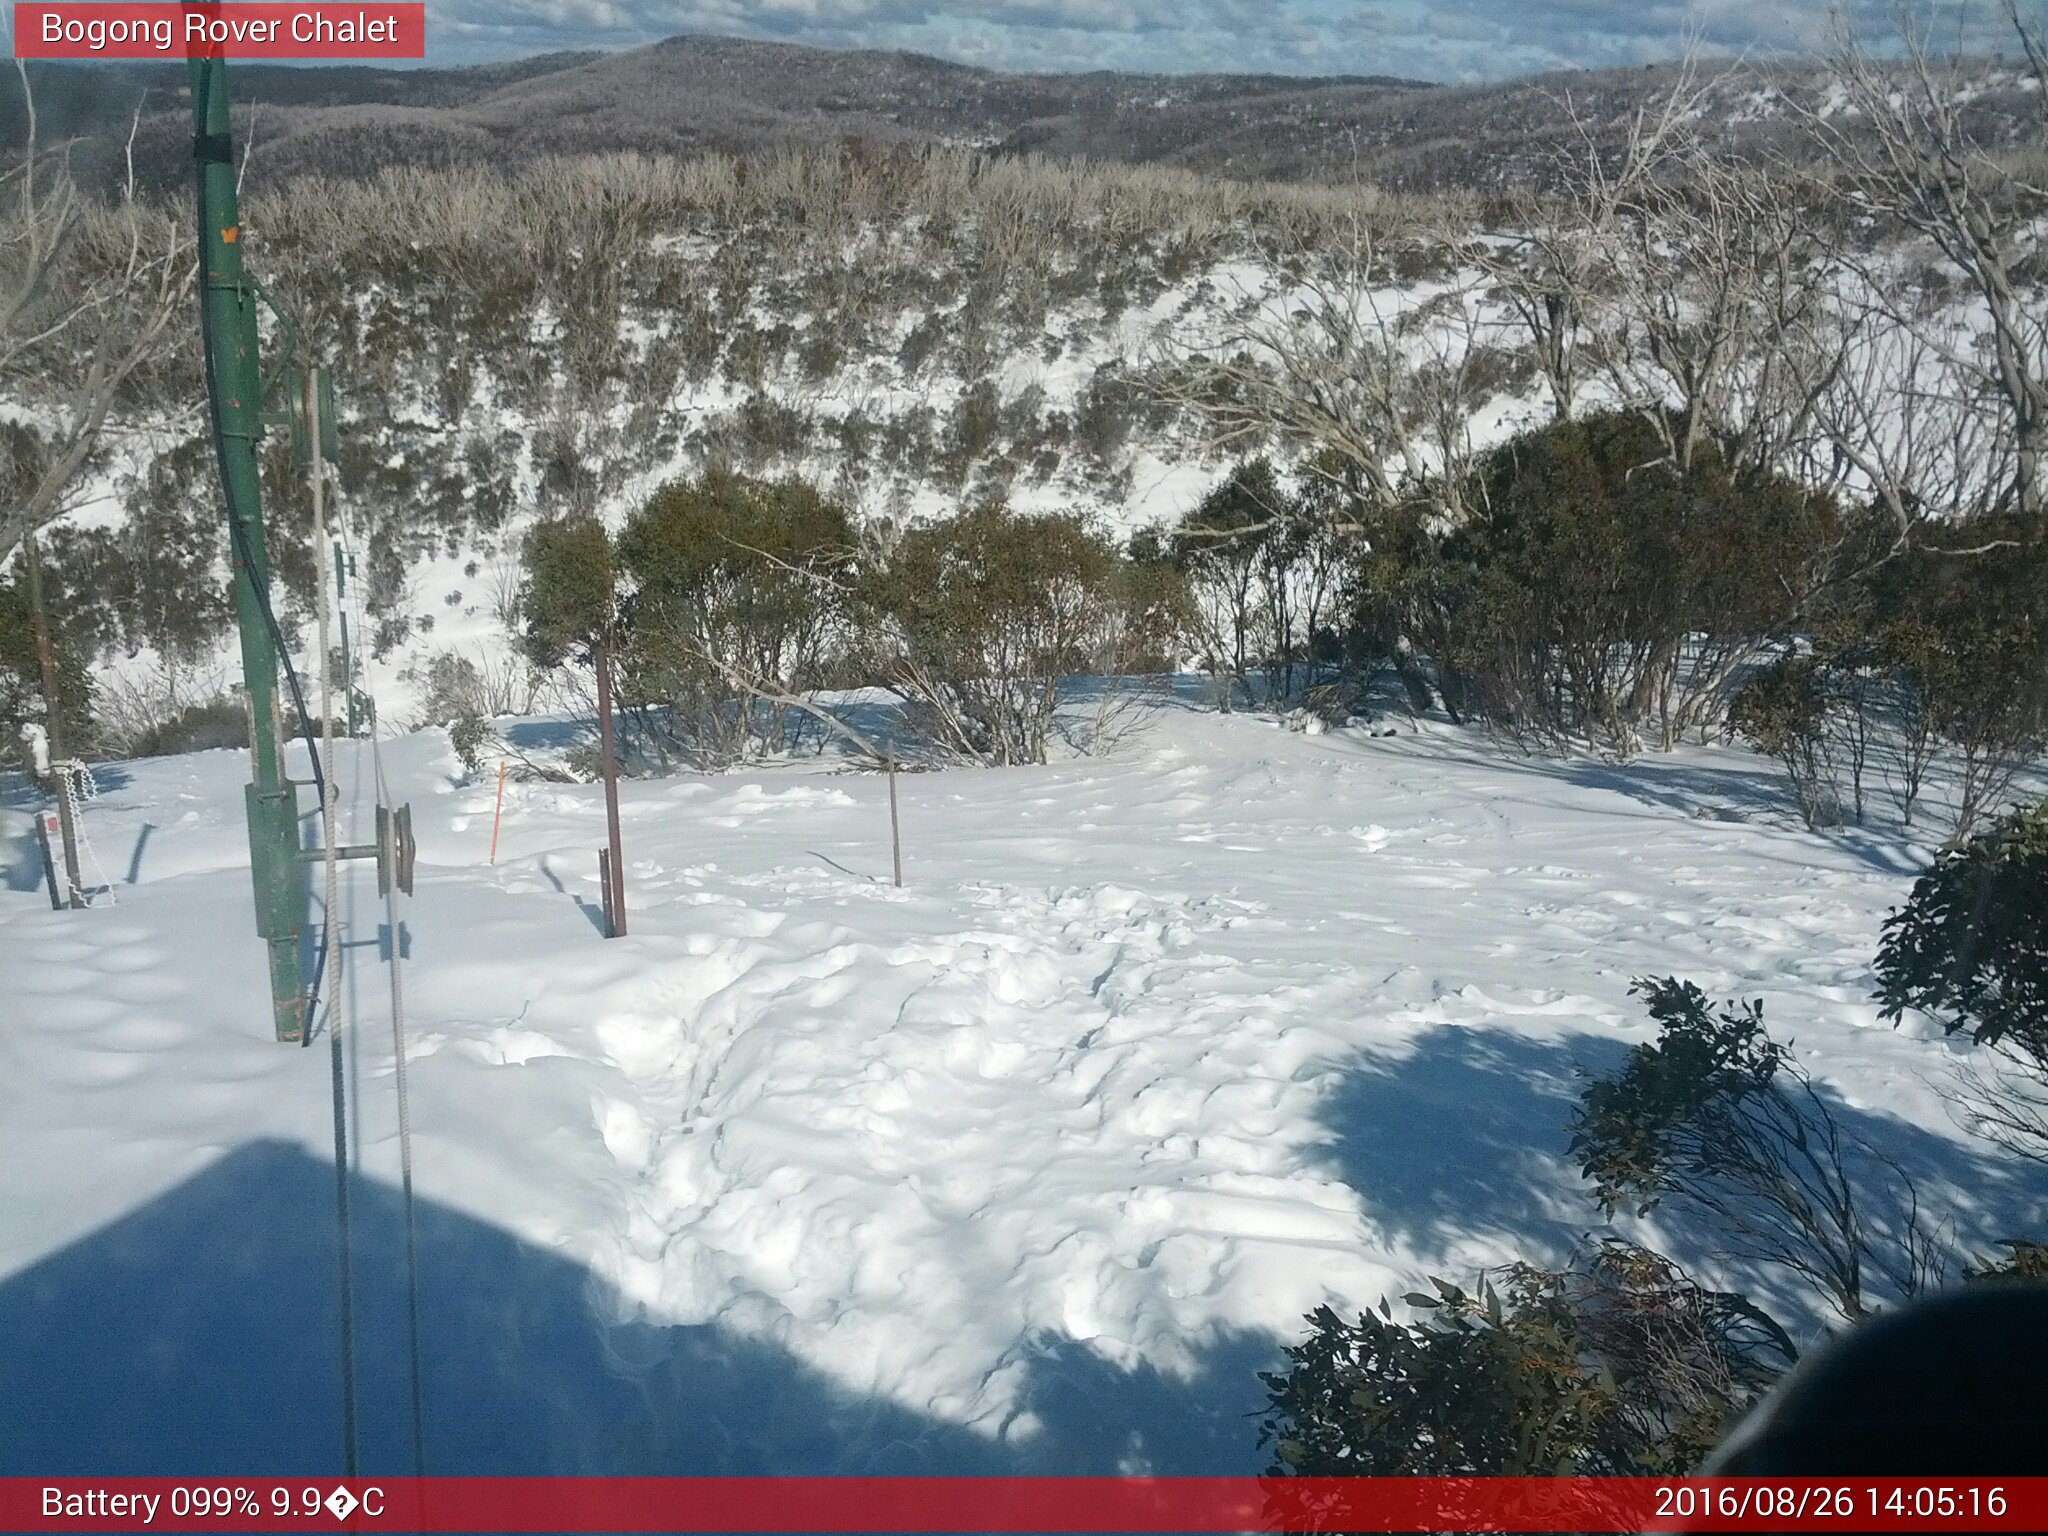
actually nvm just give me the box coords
[0,1141,1277,1477]
[1313,1023,2047,1331]
[1315,1026,1632,1267]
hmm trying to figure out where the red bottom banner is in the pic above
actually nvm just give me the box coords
[4,1476,2044,1533]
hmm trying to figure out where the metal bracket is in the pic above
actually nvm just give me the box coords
[296,800,413,899]
[250,277,300,407]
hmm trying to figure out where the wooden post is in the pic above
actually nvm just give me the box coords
[489,760,508,865]
[888,756,903,888]
[598,847,615,937]
[34,809,62,911]
[593,636,628,937]
[21,533,83,910]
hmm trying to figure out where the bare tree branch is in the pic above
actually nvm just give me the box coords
[0,64,191,568]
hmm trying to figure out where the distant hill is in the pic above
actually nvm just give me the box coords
[15,35,1469,192]
[14,31,2043,194]
[18,32,2044,197]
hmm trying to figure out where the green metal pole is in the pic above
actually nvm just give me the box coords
[190,41,305,1042]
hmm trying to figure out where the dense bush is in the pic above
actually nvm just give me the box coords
[1876,801,2048,1071]
[616,472,855,767]
[411,648,540,726]
[861,502,1132,764]
[1119,528,1194,678]
[447,711,495,777]
[1723,533,2047,837]
[515,483,1168,769]
[1431,413,1861,755]
[1263,1242,1789,1477]
[518,514,617,671]
[1862,533,2048,837]
[120,695,250,758]
[1169,459,1353,712]
[1729,655,1850,831]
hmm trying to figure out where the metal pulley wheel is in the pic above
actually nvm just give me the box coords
[375,803,417,897]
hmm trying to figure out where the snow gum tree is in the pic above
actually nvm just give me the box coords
[1808,3,2048,527]
[1167,458,1356,713]
[1169,460,1283,712]
[0,67,187,570]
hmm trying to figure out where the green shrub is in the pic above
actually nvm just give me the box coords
[125,696,249,758]
[1263,1242,1787,1477]
[518,515,616,670]
[1170,460,1280,709]
[616,471,854,766]
[944,379,1004,483]
[1875,800,2048,1068]
[448,712,494,777]
[861,502,1128,764]
[1729,656,1842,830]
[1434,413,1860,754]
[1571,977,1927,1323]
[1864,534,2048,837]
[1168,458,1365,712]
[1119,528,1193,676]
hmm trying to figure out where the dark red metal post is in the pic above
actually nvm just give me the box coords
[593,636,627,937]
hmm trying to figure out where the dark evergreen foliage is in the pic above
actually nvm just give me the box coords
[1429,412,1859,753]
[1875,800,2048,1067]
[0,560,96,766]
[615,471,856,765]
[1262,1242,1788,1478]
[517,514,616,670]
[1570,977,1914,1323]
[862,501,1128,764]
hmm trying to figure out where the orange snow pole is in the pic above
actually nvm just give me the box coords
[489,760,508,865]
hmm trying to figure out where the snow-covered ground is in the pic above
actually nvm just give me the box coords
[2,693,2041,1475]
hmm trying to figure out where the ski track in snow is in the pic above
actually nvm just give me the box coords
[1,700,2041,1473]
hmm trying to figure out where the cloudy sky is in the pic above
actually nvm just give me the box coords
[422,1,2005,79]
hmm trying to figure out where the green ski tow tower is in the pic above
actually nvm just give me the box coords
[189,33,413,1042]
[191,38,305,1041]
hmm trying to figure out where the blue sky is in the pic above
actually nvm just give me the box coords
[424,1,2008,79]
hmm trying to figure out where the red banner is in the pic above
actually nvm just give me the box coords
[12,3,425,59]
[2,1477,2044,1533]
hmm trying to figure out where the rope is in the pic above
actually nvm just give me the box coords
[193,71,352,1473]
[327,992,359,1478]
[335,494,430,1478]
[51,760,117,907]
[305,385,360,1481]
